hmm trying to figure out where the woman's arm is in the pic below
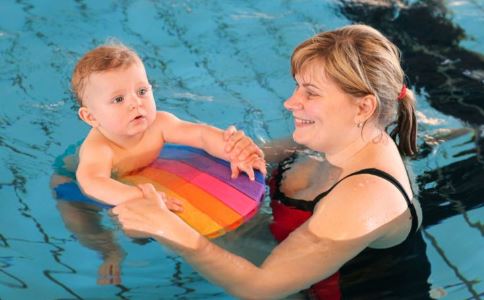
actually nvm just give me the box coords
[112,184,376,299]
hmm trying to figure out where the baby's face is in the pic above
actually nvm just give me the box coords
[81,61,157,139]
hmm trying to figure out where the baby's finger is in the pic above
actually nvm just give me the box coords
[225,129,245,152]
[230,162,240,179]
[230,137,250,158]
[236,143,262,161]
[245,166,255,181]
[254,158,267,176]
[165,198,184,212]
[238,163,255,181]
[223,125,237,141]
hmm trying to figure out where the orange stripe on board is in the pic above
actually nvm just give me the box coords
[126,168,243,231]
[121,174,225,238]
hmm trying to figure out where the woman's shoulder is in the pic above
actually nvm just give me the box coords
[307,171,411,242]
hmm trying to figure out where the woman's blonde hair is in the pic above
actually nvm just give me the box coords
[291,24,417,156]
[71,42,140,106]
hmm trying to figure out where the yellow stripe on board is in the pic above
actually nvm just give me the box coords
[137,168,243,230]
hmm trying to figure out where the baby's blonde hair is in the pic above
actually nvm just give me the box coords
[71,42,140,106]
[291,24,417,156]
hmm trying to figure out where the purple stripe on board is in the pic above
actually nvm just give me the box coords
[159,146,264,202]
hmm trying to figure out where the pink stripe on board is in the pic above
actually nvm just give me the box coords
[152,159,259,216]
[159,146,265,201]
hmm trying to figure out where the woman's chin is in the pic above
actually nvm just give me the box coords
[292,133,307,147]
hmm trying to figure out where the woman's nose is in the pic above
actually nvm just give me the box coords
[284,92,303,111]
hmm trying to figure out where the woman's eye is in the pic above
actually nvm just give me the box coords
[306,89,318,97]
[113,96,124,103]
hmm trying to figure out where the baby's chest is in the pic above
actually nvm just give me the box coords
[112,145,161,176]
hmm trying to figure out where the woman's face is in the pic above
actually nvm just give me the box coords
[284,63,360,153]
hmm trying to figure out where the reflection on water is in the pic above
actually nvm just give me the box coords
[0,0,482,299]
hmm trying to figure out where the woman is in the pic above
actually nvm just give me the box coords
[112,24,430,299]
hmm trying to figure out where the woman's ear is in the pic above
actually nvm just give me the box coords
[78,107,99,127]
[355,94,377,124]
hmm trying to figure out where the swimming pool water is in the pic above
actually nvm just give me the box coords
[0,1,483,299]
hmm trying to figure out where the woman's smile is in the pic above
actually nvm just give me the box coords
[294,117,316,127]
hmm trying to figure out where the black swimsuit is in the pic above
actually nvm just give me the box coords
[270,153,431,299]
[274,155,419,236]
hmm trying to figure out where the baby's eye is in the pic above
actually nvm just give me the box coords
[137,86,151,96]
[112,96,124,104]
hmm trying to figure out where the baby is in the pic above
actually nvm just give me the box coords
[71,42,265,208]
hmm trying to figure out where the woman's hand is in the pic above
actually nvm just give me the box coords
[112,184,202,251]
[223,126,267,179]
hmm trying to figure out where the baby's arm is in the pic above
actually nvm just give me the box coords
[160,112,265,179]
[76,141,143,206]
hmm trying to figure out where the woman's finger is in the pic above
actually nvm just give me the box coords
[140,183,167,208]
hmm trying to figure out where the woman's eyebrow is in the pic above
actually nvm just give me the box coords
[302,83,322,91]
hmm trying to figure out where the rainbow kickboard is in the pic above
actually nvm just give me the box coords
[53,144,265,238]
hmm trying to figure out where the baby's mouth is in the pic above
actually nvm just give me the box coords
[131,114,145,122]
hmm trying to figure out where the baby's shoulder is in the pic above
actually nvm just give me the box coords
[155,110,178,122]
[79,130,113,157]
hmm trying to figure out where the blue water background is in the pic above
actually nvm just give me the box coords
[0,1,483,299]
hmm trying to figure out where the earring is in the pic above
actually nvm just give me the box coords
[357,122,362,128]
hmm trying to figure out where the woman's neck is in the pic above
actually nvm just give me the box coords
[324,126,385,168]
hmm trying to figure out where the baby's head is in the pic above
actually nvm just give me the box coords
[72,42,141,106]
[72,42,156,138]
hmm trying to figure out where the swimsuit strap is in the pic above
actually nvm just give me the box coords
[313,168,419,235]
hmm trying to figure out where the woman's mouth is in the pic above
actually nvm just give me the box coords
[294,117,315,126]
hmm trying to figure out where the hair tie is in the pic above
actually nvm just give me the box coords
[397,84,407,100]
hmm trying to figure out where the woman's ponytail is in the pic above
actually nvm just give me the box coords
[389,88,417,156]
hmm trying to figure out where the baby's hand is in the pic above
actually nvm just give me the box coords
[158,192,183,212]
[230,153,266,181]
[223,126,267,179]
[223,126,264,162]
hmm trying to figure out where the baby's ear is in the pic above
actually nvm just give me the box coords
[78,107,98,127]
